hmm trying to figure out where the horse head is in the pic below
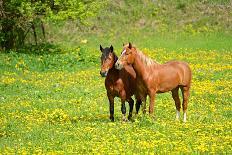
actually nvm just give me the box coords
[99,45,116,77]
[115,42,136,70]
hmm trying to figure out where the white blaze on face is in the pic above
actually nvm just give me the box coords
[119,49,126,59]
[115,49,126,70]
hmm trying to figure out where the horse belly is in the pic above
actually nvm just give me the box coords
[157,71,180,92]
[158,82,179,92]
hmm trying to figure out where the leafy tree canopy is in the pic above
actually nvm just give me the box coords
[0,0,106,49]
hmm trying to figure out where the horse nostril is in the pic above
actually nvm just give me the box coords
[100,71,104,76]
[115,62,121,69]
[100,71,107,77]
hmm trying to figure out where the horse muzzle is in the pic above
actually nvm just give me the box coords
[115,61,123,70]
[100,71,108,77]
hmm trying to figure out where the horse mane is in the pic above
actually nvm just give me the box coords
[124,43,158,66]
[135,49,158,66]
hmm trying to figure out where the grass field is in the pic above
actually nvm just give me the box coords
[1,0,232,153]
[1,40,231,153]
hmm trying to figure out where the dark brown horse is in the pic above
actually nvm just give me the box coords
[100,45,142,121]
[115,43,192,122]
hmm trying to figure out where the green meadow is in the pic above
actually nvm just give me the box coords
[1,0,231,154]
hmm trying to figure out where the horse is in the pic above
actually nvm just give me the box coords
[115,43,192,122]
[99,45,142,121]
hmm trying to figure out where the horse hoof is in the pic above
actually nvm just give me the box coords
[128,116,135,122]
[110,117,114,122]
[122,117,128,122]
[122,119,128,122]
[149,115,156,121]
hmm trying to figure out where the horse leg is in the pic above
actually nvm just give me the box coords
[142,96,147,114]
[121,99,127,121]
[149,92,156,115]
[128,98,134,120]
[108,95,114,122]
[136,99,142,114]
[171,87,181,120]
[119,90,127,121]
[181,86,190,122]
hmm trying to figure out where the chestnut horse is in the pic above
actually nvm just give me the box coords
[115,43,192,122]
[100,45,142,121]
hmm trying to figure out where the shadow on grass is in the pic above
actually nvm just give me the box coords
[69,113,157,125]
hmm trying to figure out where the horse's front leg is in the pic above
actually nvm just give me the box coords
[128,98,134,120]
[149,91,156,117]
[108,95,114,122]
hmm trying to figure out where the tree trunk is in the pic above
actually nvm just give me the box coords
[1,0,15,50]
[1,20,15,50]
[31,22,37,45]
[41,20,46,40]
[16,27,25,47]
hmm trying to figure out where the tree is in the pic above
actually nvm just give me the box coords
[0,0,105,50]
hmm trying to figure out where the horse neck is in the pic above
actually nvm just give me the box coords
[132,50,157,78]
[132,54,147,78]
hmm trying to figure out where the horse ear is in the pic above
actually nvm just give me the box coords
[128,42,132,49]
[100,45,103,52]
[110,45,113,52]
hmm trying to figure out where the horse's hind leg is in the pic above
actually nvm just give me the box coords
[120,90,127,121]
[142,97,147,114]
[181,86,190,122]
[121,99,127,121]
[128,98,134,120]
[171,87,181,120]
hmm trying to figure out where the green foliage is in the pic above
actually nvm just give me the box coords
[4,0,105,22]
[46,1,105,22]
[0,0,106,49]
